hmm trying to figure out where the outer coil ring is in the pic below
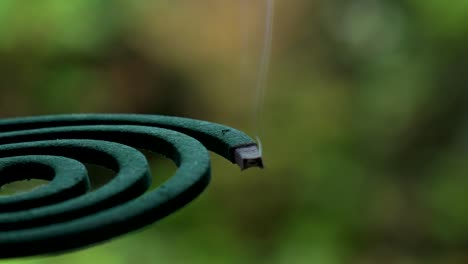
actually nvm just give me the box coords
[0,114,259,258]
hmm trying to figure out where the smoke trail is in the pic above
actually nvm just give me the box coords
[254,0,275,155]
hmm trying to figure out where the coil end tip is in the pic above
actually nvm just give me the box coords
[234,145,264,170]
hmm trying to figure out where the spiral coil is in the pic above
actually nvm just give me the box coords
[0,114,262,258]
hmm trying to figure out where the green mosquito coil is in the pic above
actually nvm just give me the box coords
[0,114,263,258]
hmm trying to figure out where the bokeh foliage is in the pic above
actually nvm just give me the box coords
[0,1,467,263]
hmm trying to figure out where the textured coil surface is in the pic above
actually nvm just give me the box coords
[0,114,259,258]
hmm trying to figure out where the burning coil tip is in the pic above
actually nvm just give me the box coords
[234,145,264,170]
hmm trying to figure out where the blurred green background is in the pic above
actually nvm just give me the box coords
[0,0,467,263]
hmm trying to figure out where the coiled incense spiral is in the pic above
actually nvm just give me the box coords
[0,114,262,258]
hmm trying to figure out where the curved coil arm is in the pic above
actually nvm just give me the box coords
[0,114,262,258]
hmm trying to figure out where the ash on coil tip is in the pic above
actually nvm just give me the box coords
[234,145,264,170]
